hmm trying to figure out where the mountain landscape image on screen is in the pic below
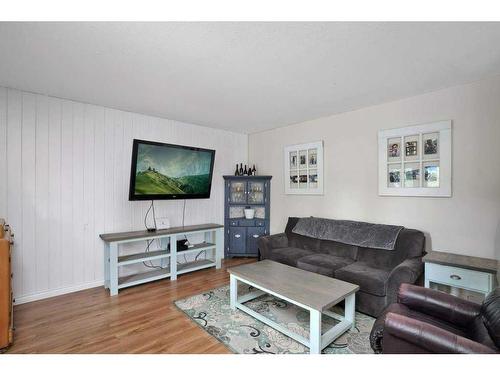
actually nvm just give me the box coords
[134,143,212,195]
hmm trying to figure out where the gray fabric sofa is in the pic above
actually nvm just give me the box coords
[258,217,426,317]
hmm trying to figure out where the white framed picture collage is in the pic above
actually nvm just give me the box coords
[378,120,452,197]
[284,141,324,195]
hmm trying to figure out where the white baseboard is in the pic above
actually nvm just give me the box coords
[13,253,227,305]
[14,280,105,305]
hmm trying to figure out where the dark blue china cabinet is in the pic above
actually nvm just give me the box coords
[223,175,272,257]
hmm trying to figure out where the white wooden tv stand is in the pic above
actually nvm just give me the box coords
[100,223,224,296]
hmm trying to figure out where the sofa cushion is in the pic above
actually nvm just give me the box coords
[356,247,396,270]
[296,254,354,277]
[335,262,390,297]
[289,235,320,251]
[356,228,425,269]
[268,247,315,267]
[319,240,358,260]
[396,228,426,259]
[284,216,321,251]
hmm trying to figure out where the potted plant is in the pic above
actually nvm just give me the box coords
[244,206,255,219]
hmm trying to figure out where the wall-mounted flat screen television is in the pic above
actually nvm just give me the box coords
[129,139,216,201]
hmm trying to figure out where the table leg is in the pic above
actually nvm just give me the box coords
[345,293,356,331]
[103,243,110,290]
[170,235,177,281]
[230,274,237,310]
[309,309,322,354]
[109,243,118,296]
[160,237,168,268]
[215,228,223,269]
[424,277,430,288]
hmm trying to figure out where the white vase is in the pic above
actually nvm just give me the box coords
[244,208,255,219]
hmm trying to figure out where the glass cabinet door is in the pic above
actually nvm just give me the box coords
[229,181,246,204]
[247,181,265,204]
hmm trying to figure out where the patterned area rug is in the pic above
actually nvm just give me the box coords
[174,284,375,354]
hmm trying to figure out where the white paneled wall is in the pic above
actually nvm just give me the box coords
[0,87,248,304]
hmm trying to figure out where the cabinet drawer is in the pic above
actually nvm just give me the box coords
[425,263,493,293]
[229,219,256,227]
[255,220,265,227]
[239,219,256,227]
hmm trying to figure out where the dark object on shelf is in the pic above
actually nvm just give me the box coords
[239,163,243,176]
[251,165,257,176]
[0,219,14,352]
[223,175,272,258]
[370,283,499,353]
[243,165,248,175]
[234,164,240,176]
[258,216,425,317]
[168,239,189,251]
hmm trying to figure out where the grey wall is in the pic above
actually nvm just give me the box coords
[249,77,500,259]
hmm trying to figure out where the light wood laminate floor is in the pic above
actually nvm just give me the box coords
[7,258,255,353]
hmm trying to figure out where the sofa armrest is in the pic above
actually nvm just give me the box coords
[386,258,423,304]
[384,312,496,354]
[257,233,288,260]
[397,283,481,327]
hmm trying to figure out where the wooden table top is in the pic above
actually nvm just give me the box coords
[100,223,223,243]
[423,250,498,274]
[228,260,359,311]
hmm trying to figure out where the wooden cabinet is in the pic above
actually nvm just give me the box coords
[0,219,14,352]
[223,176,272,257]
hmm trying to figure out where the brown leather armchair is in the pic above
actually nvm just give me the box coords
[370,283,500,353]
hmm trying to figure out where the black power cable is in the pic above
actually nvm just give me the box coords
[142,200,164,269]
[144,200,157,231]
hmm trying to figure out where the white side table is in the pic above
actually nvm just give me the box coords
[423,251,497,299]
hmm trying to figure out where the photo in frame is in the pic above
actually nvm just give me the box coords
[404,163,420,188]
[290,151,298,170]
[405,141,418,156]
[404,134,419,161]
[387,165,401,188]
[387,138,401,161]
[308,148,317,166]
[309,169,318,188]
[423,161,440,188]
[299,150,307,167]
[284,141,324,195]
[423,132,439,159]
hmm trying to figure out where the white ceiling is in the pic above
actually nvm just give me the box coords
[1,22,500,134]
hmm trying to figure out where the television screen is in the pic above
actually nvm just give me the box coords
[129,139,215,200]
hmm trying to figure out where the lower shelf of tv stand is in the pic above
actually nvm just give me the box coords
[117,259,217,290]
[178,259,216,275]
[118,268,171,289]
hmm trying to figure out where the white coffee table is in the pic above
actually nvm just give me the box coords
[228,260,359,354]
